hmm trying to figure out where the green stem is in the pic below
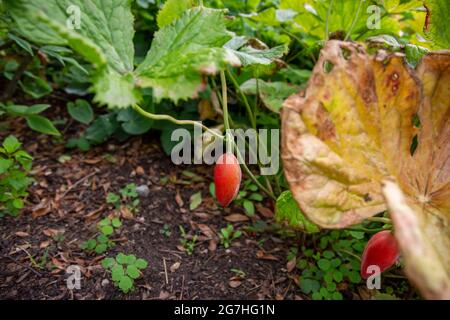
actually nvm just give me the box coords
[344,0,363,41]
[132,104,223,140]
[226,72,277,197]
[346,227,389,233]
[325,0,335,40]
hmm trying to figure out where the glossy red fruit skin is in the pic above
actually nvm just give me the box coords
[361,230,400,279]
[214,153,242,207]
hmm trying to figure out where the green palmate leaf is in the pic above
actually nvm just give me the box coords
[275,191,320,233]
[135,7,240,103]
[424,0,450,49]
[26,115,61,136]
[157,0,193,28]
[240,79,299,113]
[67,99,94,125]
[5,0,140,108]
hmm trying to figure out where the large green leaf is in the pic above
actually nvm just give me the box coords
[135,7,240,103]
[424,0,450,49]
[5,0,140,108]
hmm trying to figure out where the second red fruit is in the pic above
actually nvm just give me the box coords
[214,153,241,207]
[360,230,400,279]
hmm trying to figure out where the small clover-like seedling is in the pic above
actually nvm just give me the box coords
[219,224,242,249]
[120,183,138,199]
[102,253,148,294]
[80,217,122,254]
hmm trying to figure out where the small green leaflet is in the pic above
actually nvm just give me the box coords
[275,191,320,233]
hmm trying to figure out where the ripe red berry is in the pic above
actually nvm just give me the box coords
[214,153,241,207]
[360,230,400,279]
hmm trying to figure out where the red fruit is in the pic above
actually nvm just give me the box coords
[360,230,400,279]
[214,153,242,207]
